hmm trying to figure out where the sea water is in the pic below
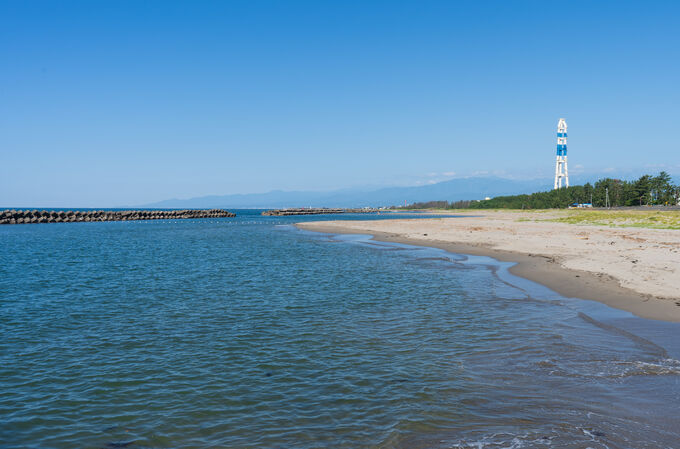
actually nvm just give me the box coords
[1,210,679,448]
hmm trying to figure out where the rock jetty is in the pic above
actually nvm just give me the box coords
[0,209,236,225]
[262,208,379,216]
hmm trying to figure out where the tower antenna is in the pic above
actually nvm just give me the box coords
[554,118,569,189]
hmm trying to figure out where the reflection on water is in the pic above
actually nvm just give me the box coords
[1,211,679,448]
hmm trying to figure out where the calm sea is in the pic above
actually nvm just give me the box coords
[1,210,679,449]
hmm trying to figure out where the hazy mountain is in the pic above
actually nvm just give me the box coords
[141,177,554,209]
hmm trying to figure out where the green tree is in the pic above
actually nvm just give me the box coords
[651,171,673,204]
[629,175,652,206]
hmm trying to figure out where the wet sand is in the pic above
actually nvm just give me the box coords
[297,212,680,323]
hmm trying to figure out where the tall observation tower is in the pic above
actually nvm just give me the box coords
[554,118,569,189]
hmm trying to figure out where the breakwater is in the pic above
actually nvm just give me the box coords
[262,208,379,216]
[0,209,236,225]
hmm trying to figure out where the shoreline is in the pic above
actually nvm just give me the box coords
[297,220,680,323]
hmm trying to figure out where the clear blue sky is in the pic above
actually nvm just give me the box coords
[2,0,679,207]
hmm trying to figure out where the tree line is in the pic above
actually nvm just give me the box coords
[400,172,679,210]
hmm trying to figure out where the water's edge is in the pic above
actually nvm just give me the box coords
[293,226,680,360]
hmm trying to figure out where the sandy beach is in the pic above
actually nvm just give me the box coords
[298,211,680,322]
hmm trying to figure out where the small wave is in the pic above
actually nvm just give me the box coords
[441,427,615,449]
[415,257,455,262]
[536,357,680,379]
[578,312,668,359]
[608,358,680,378]
[446,432,555,449]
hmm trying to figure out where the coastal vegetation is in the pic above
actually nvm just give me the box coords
[545,210,680,230]
[401,172,679,210]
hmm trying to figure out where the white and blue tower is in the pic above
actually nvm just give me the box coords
[554,118,569,189]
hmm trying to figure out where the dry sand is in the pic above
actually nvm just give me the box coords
[297,211,680,322]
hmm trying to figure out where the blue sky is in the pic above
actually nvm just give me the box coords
[2,0,679,207]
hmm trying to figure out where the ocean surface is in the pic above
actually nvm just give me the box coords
[2,210,680,449]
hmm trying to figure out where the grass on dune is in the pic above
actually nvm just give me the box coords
[403,207,680,229]
[545,210,680,230]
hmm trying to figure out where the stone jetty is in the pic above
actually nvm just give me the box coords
[0,209,236,225]
[262,208,379,216]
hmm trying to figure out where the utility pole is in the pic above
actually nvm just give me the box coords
[605,187,610,209]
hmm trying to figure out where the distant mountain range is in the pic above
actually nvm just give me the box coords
[142,172,679,209]
[141,177,557,209]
